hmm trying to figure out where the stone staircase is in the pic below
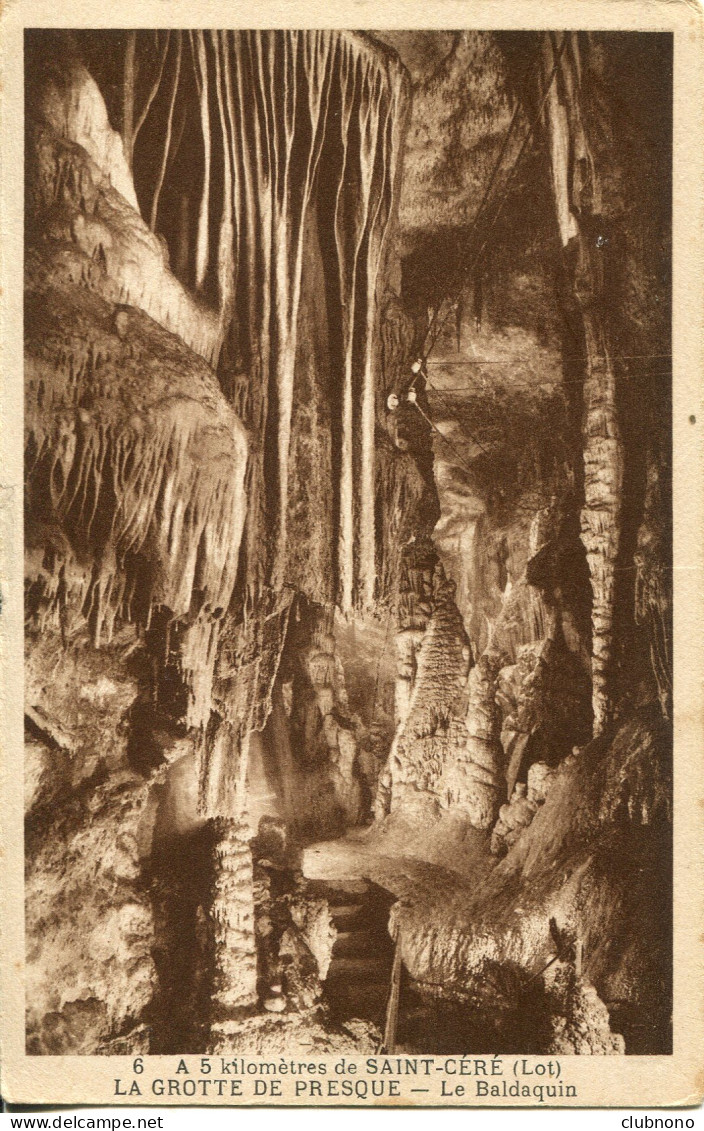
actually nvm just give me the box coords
[312,879,395,1027]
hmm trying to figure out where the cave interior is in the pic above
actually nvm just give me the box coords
[23,28,673,1058]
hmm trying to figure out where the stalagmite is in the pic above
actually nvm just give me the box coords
[382,547,473,815]
[209,819,259,1041]
[460,653,505,828]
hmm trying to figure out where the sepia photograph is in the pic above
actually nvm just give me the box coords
[1,3,703,1108]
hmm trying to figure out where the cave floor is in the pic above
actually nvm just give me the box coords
[302,816,493,893]
[301,816,495,946]
[301,823,507,1053]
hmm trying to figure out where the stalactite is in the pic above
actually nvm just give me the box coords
[149,33,182,233]
[133,32,171,150]
[121,33,136,171]
[190,31,210,290]
[285,602,364,831]
[27,39,414,1050]
[122,31,409,613]
[359,77,409,608]
[29,120,223,364]
[122,29,409,818]
[542,32,624,735]
[579,326,624,735]
[24,266,248,731]
[336,53,366,612]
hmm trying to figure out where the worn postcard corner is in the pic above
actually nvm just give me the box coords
[1,0,703,1111]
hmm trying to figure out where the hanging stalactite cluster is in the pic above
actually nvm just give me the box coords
[117,30,411,614]
[26,29,416,817]
[24,255,249,731]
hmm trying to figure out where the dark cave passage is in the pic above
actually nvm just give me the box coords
[147,825,214,1054]
[312,879,396,1031]
[145,758,214,1054]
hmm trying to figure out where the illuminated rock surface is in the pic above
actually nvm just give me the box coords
[24,30,672,1057]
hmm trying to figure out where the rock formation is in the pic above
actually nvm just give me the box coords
[24,29,673,1058]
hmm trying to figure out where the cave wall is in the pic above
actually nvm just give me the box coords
[23,28,673,1058]
[537,30,672,731]
[23,30,423,1053]
[367,30,672,1051]
[374,31,671,829]
[368,32,593,832]
[387,706,671,1053]
[70,29,411,616]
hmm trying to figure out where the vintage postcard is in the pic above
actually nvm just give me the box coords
[1,0,703,1110]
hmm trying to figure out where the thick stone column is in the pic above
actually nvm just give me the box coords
[543,32,624,735]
